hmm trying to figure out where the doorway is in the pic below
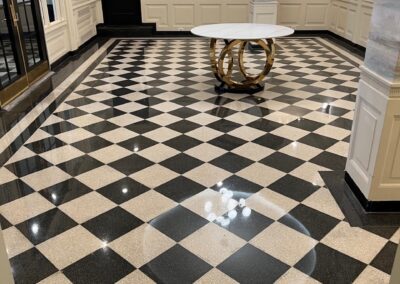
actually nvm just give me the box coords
[0,0,49,107]
[101,0,142,25]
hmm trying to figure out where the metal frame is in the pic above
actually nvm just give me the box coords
[210,38,275,94]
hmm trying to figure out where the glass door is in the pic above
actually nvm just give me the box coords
[0,0,49,107]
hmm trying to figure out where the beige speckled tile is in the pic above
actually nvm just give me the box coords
[246,188,299,220]
[39,145,84,165]
[3,227,33,258]
[21,166,71,191]
[59,192,116,223]
[184,143,226,162]
[182,189,236,221]
[321,222,388,264]
[99,127,138,143]
[275,267,321,284]
[231,142,274,161]
[228,126,265,141]
[353,265,390,284]
[181,223,245,266]
[0,193,54,224]
[236,163,285,187]
[88,145,132,164]
[55,128,95,144]
[302,187,345,220]
[37,226,102,269]
[110,224,175,267]
[194,268,238,284]
[121,190,177,222]
[38,272,72,284]
[184,163,231,188]
[76,165,125,190]
[138,144,180,163]
[130,165,179,188]
[250,222,318,266]
[279,141,321,161]
[116,270,155,284]
[0,167,17,185]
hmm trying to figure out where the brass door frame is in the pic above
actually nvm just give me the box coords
[0,0,49,107]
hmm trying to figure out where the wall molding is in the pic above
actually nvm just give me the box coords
[140,0,374,47]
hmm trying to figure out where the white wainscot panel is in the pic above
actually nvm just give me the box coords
[171,4,195,29]
[45,22,70,63]
[224,4,248,22]
[278,3,303,28]
[305,3,329,27]
[144,4,169,29]
[198,5,222,25]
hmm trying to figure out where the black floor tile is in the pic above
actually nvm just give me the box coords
[57,155,103,175]
[253,133,292,150]
[63,247,134,284]
[93,108,125,119]
[260,152,304,172]
[288,118,324,132]
[209,134,246,151]
[279,204,340,240]
[97,177,150,204]
[109,154,154,175]
[160,153,203,174]
[118,135,158,152]
[125,120,160,134]
[150,205,208,242]
[211,175,263,200]
[83,207,143,242]
[10,248,57,284]
[216,208,274,241]
[39,178,92,206]
[25,137,66,154]
[154,176,206,203]
[295,243,366,283]
[5,156,53,177]
[16,208,78,245]
[371,241,397,274]
[269,174,320,202]
[0,214,12,229]
[299,133,337,150]
[0,180,34,206]
[247,119,283,132]
[84,121,119,135]
[218,244,289,283]
[141,245,212,284]
[210,153,253,173]
[41,121,78,135]
[310,152,346,170]
[168,120,201,133]
[329,117,353,130]
[72,136,113,153]
[207,119,241,132]
[281,105,312,117]
[164,135,202,152]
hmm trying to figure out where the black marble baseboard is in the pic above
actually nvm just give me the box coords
[320,171,400,227]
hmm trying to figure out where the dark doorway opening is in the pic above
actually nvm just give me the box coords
[101,0,142,25]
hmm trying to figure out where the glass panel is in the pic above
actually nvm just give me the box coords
[0,0,20,86]
[46,0,56,22]
[17,0,41,68]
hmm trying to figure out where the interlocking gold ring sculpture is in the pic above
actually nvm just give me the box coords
[210,38,275,93]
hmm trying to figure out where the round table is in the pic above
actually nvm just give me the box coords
[191,23,294,94]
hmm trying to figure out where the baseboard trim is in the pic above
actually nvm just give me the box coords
[50,35,105,70]
[345,172,400,213]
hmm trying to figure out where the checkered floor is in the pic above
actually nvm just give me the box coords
[0,38,398,283]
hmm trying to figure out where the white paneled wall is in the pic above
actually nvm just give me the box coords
[277,0,331,29]
[141,0,249,31]
[141,0,374,47]
[41,0,103,64]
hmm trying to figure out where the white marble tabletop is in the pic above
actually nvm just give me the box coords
[191,23,294,40]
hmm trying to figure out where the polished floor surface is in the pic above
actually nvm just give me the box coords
[0,38,399,283]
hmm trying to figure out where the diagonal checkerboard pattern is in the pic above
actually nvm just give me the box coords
[0,38,398,283]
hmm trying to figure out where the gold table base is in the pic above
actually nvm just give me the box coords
[210,38,275,94]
